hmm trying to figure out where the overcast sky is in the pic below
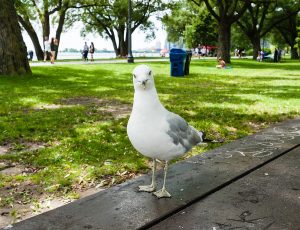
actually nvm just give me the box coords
[22,18,167,51]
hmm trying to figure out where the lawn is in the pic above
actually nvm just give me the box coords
[0,58,299,223]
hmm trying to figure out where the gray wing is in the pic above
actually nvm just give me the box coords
[166,112,202,152]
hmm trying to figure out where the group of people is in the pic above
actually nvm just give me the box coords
[82,42,95,61]
[257,50,264,62]
[257,48,282,62]
[234,48,246,58]
[44,36,59,64]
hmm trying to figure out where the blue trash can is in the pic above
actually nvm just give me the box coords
[170,48,186,77]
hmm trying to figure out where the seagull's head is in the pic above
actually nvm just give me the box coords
[132,65,155,91]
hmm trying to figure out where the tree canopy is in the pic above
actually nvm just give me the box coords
[16,0,95,60]
[162,1,218,49]
[81,0,165,56]
[236,0,300,59]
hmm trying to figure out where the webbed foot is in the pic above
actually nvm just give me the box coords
[153,188,171,198]
[139,184,156,192]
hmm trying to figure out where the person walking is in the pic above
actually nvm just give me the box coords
[50,38,59,64]
[83,42,89,61]
[89,42,95,61]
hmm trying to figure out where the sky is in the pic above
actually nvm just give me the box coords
[22,18,167,51]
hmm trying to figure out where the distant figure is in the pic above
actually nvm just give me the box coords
[197,44,201,58]
[50,37,59,64]
[83,42,89,61]
[260,50,264,61]
[89,42,95,61]
[28,50,34,61]
[238,48,245,58]
[257,51,261,62]
[43,36,51,62]
[278,49,282,62]
[234,48,238,57]
[216,57,226,69]
[274,48,278,62]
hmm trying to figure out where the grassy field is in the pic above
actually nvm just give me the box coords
[0,58,300,222]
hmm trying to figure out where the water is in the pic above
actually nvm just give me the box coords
[30,51,165,60]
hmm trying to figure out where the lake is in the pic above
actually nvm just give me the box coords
[30,51,166,60]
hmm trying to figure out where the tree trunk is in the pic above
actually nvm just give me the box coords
[251,36,261,60]
[291,47,299,59]
[18,15,44,60]
[118,27,127,57]
[43,12,50,39]
[217,20,231,63]
[109,34,119,57]
[55,9,67,59]
[0,0,31,75]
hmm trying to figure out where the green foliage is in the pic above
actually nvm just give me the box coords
[231,25,252,50]
[184,25,195,49]
[192,11,218,47]
[296,26,300,49]
[162,0,218,47]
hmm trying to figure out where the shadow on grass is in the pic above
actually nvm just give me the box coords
[231,59,300,71]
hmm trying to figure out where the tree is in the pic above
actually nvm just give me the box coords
[162,1,194,44]
[231,24,252,52]
[296,26,300,57]
[81,0,164,57]
[190,0,250,63]
[0,0,31,75]
[16,0,95,60]
[273,10,300,59]
[192,11,218,47]
[162,1,218,49]
[236,0,300,59]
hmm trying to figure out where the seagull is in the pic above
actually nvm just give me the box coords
[127,65,204,198]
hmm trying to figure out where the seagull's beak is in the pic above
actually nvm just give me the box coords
[141,79,148,89]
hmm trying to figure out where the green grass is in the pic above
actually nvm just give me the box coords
[0,58,300,202]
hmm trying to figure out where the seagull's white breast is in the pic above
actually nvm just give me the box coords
[127,111,185,161]
[127,88,186,161]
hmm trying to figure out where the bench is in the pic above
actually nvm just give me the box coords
[5,118,300,230]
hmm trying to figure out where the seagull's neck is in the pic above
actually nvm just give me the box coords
[133,87,165,113]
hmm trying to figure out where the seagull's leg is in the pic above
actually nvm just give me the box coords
[139,158,156,192]
[153,161,171,198]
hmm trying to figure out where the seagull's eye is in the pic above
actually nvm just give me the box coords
[148,71,152,76]
[133,74,136,79]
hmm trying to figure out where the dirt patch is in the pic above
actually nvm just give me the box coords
[0,146,10,156]
[0,181,80,228]
[60,97,107,106]
[0,166,24,176]
[0,168,140,228]
[0,170,139,228]
[245,121,267,132]
[0,141,46,156]
[33,104,74,110]
[97,104,132,119]
[60,97,132,119]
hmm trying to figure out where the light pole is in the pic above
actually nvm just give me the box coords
[127,0,134,63]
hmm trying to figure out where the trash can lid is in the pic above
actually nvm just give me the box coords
[170,48,186,54]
